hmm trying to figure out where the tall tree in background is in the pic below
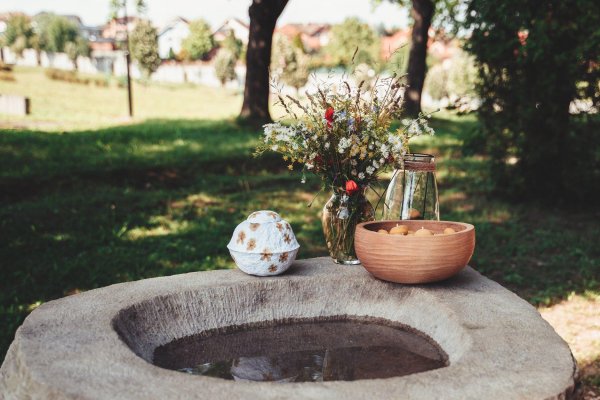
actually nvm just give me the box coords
[109,0,146,117]
[382,0,460,115]
[272,35,309,94]
[43,16,78,53]
[64,36,90,70]
[3,14,35,58]
[130,20,161,78]
[327,17,379,66]
[404,0,434,115]
[214,49,238,86]
[181,19,214,60]
[221,30,243,60]
[239,0,289,126]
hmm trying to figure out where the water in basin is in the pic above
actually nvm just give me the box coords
[153,317,447,382]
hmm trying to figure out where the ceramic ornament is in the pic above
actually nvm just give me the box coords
[227,210,300,276]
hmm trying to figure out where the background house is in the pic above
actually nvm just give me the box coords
[102,16,139,42]
[213,18,249,44]
[276,23,331,53]
[158,17,189,59]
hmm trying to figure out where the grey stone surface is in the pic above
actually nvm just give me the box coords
[0,257,577,399]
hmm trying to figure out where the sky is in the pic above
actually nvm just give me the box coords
[0,0,409,29]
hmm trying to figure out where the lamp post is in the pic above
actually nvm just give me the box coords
[122,0,133,117]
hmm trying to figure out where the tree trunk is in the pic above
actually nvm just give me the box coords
[405,0,434,116]
[239,0,288,127]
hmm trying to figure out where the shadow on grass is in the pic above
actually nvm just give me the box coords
[1,116,598,362]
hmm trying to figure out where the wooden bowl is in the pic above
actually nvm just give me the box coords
[355,220,475,284]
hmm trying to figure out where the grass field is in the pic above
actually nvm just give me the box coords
[0,66,242,129]
[1,67,598,396]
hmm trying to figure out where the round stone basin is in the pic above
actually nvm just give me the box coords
[1,258,577,399]
[153,317,448,382]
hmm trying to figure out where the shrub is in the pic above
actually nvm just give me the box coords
[271,35,310,92]
[181,19,214,61]
[214,49,237,86]
[44,68,107,87]
[130,21,161,78]
[464,0,599,202]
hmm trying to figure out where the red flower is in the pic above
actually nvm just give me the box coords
[345,180,359,195]
[325,107,334,128]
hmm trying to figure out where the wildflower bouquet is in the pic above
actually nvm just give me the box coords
[258,74,434,264]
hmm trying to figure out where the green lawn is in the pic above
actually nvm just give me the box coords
[0,66,242,130]
[0,67,598,393]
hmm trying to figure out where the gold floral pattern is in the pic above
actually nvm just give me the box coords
[246,238,256,251]
[268,211,278,219]
[268,264,278,273]
[260,248,272,261]
[278,252,289,263]
[275,222,284,232]
[249,223,260,231]
[237,231,246,244]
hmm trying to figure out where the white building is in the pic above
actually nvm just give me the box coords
[158,17,189,59]
[213,18,249,44]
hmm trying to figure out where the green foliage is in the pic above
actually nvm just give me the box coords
[3,15,35,56]
[167,47,176,60]
[44,68,107,86]
[447,50,477,98]
[220,30,243,60]
[424,50,477,100]
[214,49,237,86]
[272,35,310,91]
[43,16,79,53]
[291,33,305,53]
[130,20,161,78]
[181,19,214,60]
[10,36,27,57]
[464,0,600,202]
[109,0,147,19]
[64,37,90,66]
[424,63,448,100]
[326,17,380,67]
[385,44,410,74]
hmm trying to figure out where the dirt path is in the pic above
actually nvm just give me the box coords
[539,293,600,399]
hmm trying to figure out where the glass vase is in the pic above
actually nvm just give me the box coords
[322,190,375,265]
[383,153,440,221]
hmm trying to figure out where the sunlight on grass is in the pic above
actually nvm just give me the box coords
[0,67,242,130]
[540,292,600,366]
[132,140,204,155]
[125,216,193,240]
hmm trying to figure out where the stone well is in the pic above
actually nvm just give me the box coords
[1,258,577,399]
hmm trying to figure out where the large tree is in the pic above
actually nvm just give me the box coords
[327,17,379,67]
[130,20,161,78]
[64,37,90,70]
[44,16,79,53]
[383,0,460,115]
[239,0,289,126]
[3,14,35,57]
[272,34,309,93]
[181,19,214,60]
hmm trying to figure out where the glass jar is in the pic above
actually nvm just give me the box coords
[383,153,440,221]
[322,189,375,264]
